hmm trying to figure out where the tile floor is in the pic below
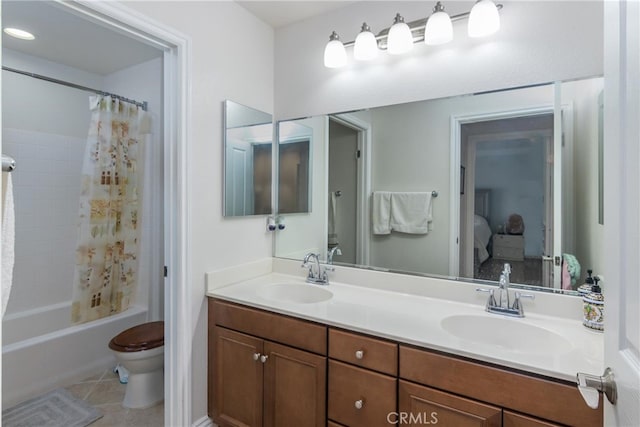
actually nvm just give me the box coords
[64,368,164,426]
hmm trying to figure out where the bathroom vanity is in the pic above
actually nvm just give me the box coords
[206,260,604,427]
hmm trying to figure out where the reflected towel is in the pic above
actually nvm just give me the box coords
[2,173,15,317]
[389,192,433,234]
[328,191,339,246]
[372,191,392,235]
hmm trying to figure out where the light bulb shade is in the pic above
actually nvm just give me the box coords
[424,11,453,45]
[468,0,501,38]
[354,27,379,61]
[387,15,413,55]
[323,33,347,68]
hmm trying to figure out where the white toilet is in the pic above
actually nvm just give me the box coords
[109,321,164,409]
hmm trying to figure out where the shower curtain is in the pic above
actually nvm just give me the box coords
[71,95,150,324]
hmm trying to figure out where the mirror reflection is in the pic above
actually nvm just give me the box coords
[274,77,604,293]
[277,120,313,214]
[223,100,273,216]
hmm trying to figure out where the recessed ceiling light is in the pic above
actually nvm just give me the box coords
[4,28,35,40]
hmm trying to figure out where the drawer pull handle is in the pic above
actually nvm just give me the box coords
[355,350,364,359]
[354,399,364,409]
[260,355,269,363]
[253,353,261,361]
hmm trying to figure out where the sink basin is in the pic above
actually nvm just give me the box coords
[257,283,333,304]
[440,315,572,354]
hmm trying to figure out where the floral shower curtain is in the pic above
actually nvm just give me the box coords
[71,95,150,324]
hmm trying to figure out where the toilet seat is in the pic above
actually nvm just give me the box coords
[109,321,164,352]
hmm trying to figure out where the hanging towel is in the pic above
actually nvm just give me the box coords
[372,191,392,234]
[328,191,339,247]
[389,192,433,234]
[2,173,15,317]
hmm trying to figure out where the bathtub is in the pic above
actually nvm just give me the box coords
[2,302,148,407]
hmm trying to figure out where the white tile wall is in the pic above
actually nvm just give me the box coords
[3,128,85,314]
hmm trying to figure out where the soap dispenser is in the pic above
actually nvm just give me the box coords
[578,269,595,296]
[583,277,604,331]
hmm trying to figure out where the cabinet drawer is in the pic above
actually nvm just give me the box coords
[328,360,396,427]
[211,299,327,355]
[399,345,602,426]
[503,410,563,427]
[329,329,397,375]
[399,380,501,427]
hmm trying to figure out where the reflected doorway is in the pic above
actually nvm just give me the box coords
[459,113,555,287]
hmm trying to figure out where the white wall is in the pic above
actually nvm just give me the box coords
[274,1,603,119]
[121,1,275,421]
[475,139,545,256]
[562,77,604,282]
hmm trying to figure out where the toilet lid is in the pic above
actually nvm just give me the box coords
[109,321,164,352]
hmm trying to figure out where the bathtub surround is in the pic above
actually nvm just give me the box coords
[71,96,150,324]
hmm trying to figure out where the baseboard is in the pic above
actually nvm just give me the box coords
[192,415,215,427]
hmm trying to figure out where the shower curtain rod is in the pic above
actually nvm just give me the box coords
[2,66,148,111]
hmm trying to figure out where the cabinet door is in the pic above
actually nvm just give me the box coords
[503,410,562,427]
[399,380,501,427]
[263,341,326,427]
[213,327,263,427]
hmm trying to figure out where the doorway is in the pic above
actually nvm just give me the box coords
[328,114,371,266]
[458,113,555,287]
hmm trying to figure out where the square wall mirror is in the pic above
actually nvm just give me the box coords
[223,100,273,217]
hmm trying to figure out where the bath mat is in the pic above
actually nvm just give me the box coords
[2,388,103,427]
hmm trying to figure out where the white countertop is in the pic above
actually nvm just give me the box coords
[206,259,604,383]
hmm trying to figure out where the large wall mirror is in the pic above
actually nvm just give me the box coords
[224,100,273,217]
[274,76,604,294]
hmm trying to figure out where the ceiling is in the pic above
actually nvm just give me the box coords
[237,1,356,28]
[1,1,352,75]
[2,1,162,75]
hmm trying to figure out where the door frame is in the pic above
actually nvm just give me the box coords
[57,2,192,425]
[329,114,372,266]
[449,106,555,277]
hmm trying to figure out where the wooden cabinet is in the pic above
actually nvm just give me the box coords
[400,345,602,426]
[209,300,327,427]
[328,329,398,426]
[399,380,501,427]
[328,360,396,426]
[209,298,602,427]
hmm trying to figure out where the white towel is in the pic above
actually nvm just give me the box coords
[389,192,433,234]
[2,173,15,317]
[328,191,339,246]
[372,191,392,234]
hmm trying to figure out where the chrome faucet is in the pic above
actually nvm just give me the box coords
[301,253,331,285]
[327,246,342,264]
[476,263,535,317]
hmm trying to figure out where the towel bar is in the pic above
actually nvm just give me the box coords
[2,154,16,172]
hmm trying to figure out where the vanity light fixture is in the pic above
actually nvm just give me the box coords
[387,13,414,55]
[354,23,379,61]
[424,2,453,46]
[323,31,347,68]
[323,1,502,68]
[4,27,35,40]
[468,0,501,38]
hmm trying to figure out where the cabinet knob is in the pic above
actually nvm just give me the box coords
[253,353,261,361]
[355,350,364,359]
[260,355,269,363]
[354,399,364,410]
